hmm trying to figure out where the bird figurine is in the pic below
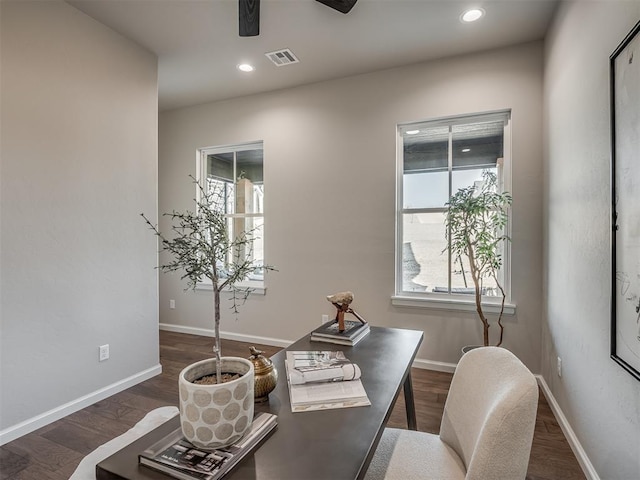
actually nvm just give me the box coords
[326,291,354,306]
[326,291,366,332]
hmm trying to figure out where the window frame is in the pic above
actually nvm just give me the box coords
[195,141,267,295]
[392,111,515,314]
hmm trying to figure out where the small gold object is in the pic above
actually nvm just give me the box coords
[248,346,278,403]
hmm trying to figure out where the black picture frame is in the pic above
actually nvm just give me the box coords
[611,20,640,381]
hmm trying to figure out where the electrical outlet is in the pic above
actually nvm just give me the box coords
[169,299,176,309]
[99,344,110,362]
[557,356,562,377]
[321,314,329,325]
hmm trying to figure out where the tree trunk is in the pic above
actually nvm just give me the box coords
[467,243,489,346]
[214,283,222,383]
[493,272,506,347]
[457,255,468,288]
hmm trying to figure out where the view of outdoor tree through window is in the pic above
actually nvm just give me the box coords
[398,112,510,298]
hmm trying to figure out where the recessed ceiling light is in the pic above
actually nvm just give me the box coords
[461,8,485,23]
[406,130,420,135]
[237,63,254,72]
[462,148,471,152]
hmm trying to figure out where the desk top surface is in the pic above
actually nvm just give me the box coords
[96,326,423,480]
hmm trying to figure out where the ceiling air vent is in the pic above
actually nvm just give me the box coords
[265,48,299,67]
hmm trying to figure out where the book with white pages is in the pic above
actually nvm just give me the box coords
[310,320,369,340]
[285,351,371,412]
[310,326,370,346]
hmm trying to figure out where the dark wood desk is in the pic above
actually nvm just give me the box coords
[96,326,423,480]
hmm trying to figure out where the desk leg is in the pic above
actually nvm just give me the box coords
[403,371,417,430]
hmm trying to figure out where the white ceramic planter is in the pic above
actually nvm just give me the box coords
[178,357,254,449]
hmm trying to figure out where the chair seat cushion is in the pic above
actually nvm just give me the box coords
[365,428,466,480]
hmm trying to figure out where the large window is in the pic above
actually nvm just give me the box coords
[395,111,511,305]
[197,141,265,290]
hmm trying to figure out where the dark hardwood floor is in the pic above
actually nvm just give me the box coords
[1,331,585,480]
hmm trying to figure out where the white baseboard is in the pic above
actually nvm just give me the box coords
[161,323,457,371]
[159,323,293,348]
[0,364,162,446]
[412,357,457,373]
[536,375,600,480]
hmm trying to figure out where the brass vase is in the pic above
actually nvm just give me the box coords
[248,347,278,403]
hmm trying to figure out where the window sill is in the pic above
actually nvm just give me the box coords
[196,279,266,295]
[391,295,516,315]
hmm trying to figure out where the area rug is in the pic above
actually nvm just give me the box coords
[69,406,179,480]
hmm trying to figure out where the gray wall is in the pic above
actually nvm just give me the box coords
[159,41,544,372]
[0,0,159,439]
[543,2,640,478]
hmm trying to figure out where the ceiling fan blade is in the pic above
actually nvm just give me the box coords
[239,0,260,37]
[315,0,357,14]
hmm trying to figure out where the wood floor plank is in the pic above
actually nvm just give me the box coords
[108,390,173,413]
[41,421,113,456]
[63,409,133,440]
[1,462,69,480]
[126,378,179,404]
[0,447,29,479]
[2,432,84,475]
[83,397,149,425]
[1,331,586,480]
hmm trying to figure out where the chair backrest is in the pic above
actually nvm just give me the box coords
[439,347,539,480]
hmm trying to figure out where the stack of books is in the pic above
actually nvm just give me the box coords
[285,351,370,412]
[310,319,370,346]
[138,412,277,480]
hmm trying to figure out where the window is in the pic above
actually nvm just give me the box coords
[197,141,266,292]
[394,111,513,310]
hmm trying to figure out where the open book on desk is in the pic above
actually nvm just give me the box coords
[285,351,371,412]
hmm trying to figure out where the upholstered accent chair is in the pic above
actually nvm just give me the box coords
[365,347,539,480]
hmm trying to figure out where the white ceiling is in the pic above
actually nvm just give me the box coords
[67,0,558,112]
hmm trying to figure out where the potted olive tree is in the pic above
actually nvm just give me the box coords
[142,176,273,449]
[445,170,512,347]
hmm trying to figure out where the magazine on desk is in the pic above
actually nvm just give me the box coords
[138,412,277,480]
[285,351,370,412]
